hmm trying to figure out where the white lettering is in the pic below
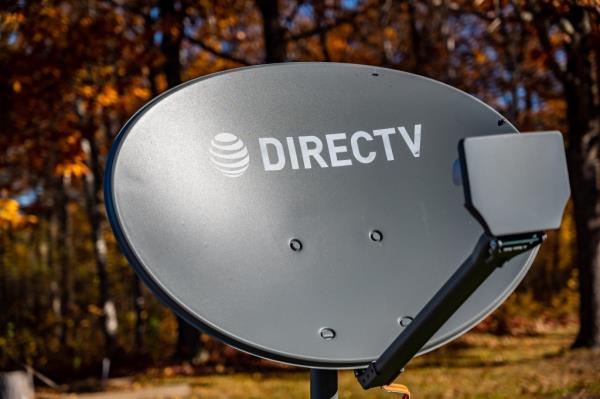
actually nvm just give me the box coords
[398,124,422,158]
[256,123,422,172]
[373,128,396,161]
[351,131,376,164]
[259,137,286,171]
[326,133,352,167]
[286,137,300,170]
[299,136,328,169]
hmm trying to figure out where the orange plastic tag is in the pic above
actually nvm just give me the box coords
[382,383,411,398]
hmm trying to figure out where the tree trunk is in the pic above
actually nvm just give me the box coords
[562,8,600,348]
[407,0,423,74]
[174,316,205,362]
[82,133,118,363]
[314,2,331,62]
[158,0,204,362]
[132,275,145,349]
[532,3,600,348]
[0,220,6,314]
[56,176,71,346]
[378,0,394,67]
[569,126,600,348]
[257,0,286,63]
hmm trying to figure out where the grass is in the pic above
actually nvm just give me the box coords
[37,325,600,398]
[143,326,600,399]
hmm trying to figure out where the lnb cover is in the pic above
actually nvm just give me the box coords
[458,131,570,237]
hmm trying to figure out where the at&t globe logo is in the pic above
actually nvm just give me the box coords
[209,133,250,177]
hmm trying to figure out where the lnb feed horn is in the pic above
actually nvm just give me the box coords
[355,131,570,389]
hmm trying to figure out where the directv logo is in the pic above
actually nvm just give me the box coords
[209,124,421,177]
[209,133,250,177]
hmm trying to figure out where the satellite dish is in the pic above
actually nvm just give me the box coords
[105,63,569,397]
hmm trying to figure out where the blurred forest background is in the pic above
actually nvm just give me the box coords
[0,0,599,388]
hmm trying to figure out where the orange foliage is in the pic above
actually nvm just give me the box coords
[0,199,38,229]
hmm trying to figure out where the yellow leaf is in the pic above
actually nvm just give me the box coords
[133,87,151,99]
[0,199,36,229]
[475,50,487,64]
[80,85,95,98]
[54,159,90,178]
[98,86,118,106]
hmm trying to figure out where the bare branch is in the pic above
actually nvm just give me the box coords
[284,1,304,26]
[286,8,365,41]
[184,35,251,66]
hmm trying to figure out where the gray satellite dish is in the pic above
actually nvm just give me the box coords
[105,63,570,398]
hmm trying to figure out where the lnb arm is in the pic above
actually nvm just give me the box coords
[355,231,544,389]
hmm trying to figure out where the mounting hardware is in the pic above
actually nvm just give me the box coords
[319,328,336,340]
[398,317,413,328]
[289,238,303,251]
[370,230,383,242]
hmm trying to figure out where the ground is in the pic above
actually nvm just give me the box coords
[38,326,600,398]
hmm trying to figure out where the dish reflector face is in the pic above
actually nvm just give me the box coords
[105,63,536,368]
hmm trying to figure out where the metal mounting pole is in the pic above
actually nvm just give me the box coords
[310,369,338,399]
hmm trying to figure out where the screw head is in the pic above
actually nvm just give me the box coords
[398,316,414,327]
[369,230,383,242]
[289,238,303,251]
[319,327,336,340]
